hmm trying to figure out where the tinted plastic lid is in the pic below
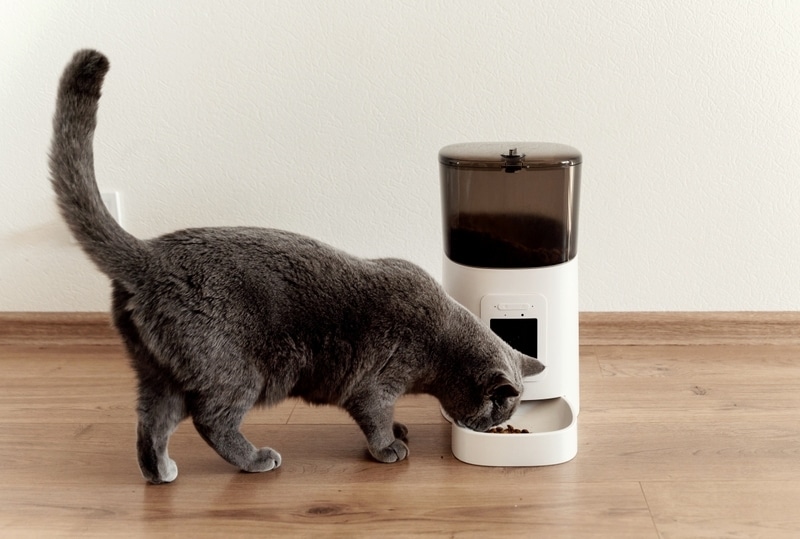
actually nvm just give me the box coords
[439,142,582,169]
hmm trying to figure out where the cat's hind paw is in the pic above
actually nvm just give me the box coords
[161,458,179,483]
[142,457,178,485]
[392,421,409,442]
[370,438,409,463]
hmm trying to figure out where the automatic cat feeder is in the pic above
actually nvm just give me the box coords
[439,142,581,466]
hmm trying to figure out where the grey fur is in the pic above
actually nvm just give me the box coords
[49,50,544,484]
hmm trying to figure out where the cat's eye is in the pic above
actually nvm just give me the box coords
[490,383,519,403]
[490,393,511,407]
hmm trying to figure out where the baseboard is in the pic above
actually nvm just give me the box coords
[1,311,798,346]
[0,312,118,345]
[580,311,800,345]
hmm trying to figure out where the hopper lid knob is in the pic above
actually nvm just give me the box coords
[501,148,524,172]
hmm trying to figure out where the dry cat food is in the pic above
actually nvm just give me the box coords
[488,424,530,434]
[445,213,570,268]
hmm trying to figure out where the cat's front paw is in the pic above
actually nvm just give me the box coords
[370,438,409,463]
[241,447,282,473]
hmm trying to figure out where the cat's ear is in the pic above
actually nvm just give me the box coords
[519,354,545,377]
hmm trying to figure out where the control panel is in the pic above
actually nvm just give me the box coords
[480,294,546,373]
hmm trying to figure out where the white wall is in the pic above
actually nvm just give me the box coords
[1,1,798,312]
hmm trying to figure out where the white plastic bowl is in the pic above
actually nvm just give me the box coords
[449,397,577,467]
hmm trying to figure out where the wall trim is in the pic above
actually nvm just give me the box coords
[1,311,798,346]
[0,312,118,345]
[579,311,800,345]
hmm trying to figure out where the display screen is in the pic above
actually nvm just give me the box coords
[490,318,538,357]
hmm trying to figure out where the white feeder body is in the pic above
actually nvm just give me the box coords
[439,142,581,467]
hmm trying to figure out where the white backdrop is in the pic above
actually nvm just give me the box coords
[1,1,798,312]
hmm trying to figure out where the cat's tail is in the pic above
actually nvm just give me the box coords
[49,49,150,285]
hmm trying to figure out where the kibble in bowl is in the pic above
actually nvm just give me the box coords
[487,424,530,434]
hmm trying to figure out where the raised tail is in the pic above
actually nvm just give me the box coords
[49,50,149,285]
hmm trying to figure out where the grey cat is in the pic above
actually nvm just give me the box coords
[49,49,544,484]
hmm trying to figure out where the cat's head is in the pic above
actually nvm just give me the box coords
[435,315,545,432]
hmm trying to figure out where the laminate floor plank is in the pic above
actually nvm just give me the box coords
[642,480,800,539]
[2,336,800,537]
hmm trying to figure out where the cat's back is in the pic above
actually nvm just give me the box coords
[146,226,349,275]
[119,226,363,343]
[130,225,446,328]
[137,226,362,301]
[145,226,438,292]
[115,224,449,370]
[150,226,330,259]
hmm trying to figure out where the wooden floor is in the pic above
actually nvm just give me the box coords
[1,313,799,538]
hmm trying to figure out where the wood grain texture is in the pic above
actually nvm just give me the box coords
[1,315,800,537]
[642,481,800,539]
